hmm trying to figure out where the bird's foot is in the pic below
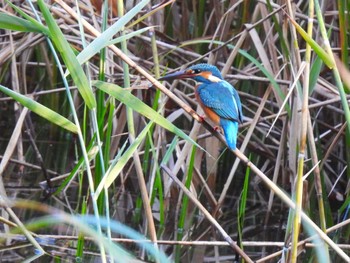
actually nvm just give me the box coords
[214,126,221,132]
[198,115,206,123]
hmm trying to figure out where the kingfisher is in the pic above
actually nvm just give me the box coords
[159,63,243,150]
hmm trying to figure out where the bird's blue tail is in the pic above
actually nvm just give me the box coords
[220,119,238,150]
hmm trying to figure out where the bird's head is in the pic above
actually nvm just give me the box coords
[159,64,223,84]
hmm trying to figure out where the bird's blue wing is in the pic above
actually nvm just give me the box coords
[197,81,243,122]
[231,85,243,123]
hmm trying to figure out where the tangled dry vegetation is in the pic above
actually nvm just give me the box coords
[0,0,350,262]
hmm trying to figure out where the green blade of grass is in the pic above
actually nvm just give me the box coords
[94,122,153,197]
[237,156,251,250]
[285,11,334,69]
[37,0,96,109]
[53,142,98,196]
[75,0,150,66]
[0,13,47,33]
[175,145,196,262]
[4,0,49,34]
[107,27,154,46]
[93,80,203,150]
[71,27,153,74]
[76,196,87,259]
[309,55,323,93]
[127,0,174,28]
[0,84,78,133]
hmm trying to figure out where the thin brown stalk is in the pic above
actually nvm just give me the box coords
[161,164,254,263]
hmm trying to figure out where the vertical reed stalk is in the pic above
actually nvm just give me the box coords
[291,1,314,261]
[116,1,159,258]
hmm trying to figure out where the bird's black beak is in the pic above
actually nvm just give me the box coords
[158,70,191,81]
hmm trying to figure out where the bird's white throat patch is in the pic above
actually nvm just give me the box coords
[207,74,221,83]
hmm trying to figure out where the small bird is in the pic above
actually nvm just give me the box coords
[159,63,243,150]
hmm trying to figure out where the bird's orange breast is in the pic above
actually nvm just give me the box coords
[195,88,220,125]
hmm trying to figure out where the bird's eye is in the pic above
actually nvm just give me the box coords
[192,69,201,74]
